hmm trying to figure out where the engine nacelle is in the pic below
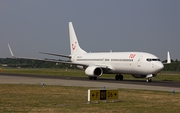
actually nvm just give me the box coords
[85,66,103,77]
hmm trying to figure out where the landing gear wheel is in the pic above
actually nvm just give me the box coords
[119,75,123,80]
[115,74,119,80]
[146,78,152,82]
[89,77,93,80]
[89,77,97,80]
[115,74,124,81]
[93,77,97,80]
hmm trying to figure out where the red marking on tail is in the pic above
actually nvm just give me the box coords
[72,42,77,50]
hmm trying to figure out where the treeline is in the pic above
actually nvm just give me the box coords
[163,59,180,71]
[0,58,180,71]
[0,58,75,69]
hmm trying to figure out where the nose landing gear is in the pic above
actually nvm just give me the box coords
[146,78,152,82]
[146,74,154,82]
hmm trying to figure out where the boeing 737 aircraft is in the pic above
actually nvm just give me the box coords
[8,22,171,82]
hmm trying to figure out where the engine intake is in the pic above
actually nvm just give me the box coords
[85,66,103,77]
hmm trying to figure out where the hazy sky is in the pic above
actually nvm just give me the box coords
[0,0,180,60]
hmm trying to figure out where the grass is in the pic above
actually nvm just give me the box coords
[1,68,180,82]
[0,84,179,113]
[0,68,180,112]
[154,72,180,81]
[1,68,85,76]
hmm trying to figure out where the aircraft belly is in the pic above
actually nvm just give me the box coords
[112,62,152,75]
[133,63,152,75]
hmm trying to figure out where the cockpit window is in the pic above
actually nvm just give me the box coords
[146,58,160,62]
[152,59,160,61]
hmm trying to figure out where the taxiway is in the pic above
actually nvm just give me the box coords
[0,73,180,92]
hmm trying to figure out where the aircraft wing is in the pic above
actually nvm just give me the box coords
[8,44,113,69]
[95,64,113,70]
[39,52,71,58]
[8,44,87,66]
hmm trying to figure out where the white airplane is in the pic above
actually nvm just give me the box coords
[8,22,171,82]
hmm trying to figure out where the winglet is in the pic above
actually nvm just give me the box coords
[8,44,16,58]
[167,51,171,64]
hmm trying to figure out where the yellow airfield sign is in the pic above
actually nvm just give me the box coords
[89,90,100,100]
[88,89,118,101]
[106,90,118,100]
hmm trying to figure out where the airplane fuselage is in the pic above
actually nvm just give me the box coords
[71,52,164,76]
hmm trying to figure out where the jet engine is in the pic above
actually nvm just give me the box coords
[85,66,103,77]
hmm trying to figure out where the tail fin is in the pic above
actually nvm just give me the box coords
[167,51,171,64]
[163,51,171,64]
[69,22,86,55]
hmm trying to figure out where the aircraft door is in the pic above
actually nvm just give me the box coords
[152,62,154,68]
[137,56,142,67]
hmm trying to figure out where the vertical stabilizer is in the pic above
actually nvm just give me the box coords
[69,22,86,55]
[167,51,171,64]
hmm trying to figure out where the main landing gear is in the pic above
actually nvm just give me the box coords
[115,74,123,81]
[88,76,97,80]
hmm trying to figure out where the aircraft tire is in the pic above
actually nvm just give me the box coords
[115,74,123,81]
[89,77,97,80]
[89,77,93,80]
[93,77,97,80]
[119,75,123,80]
[115,74,120,80]
[146,78,152,82]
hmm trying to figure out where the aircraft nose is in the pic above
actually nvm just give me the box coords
[155,62,164,73]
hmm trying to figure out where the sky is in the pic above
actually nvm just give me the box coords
[0,0,180,60]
